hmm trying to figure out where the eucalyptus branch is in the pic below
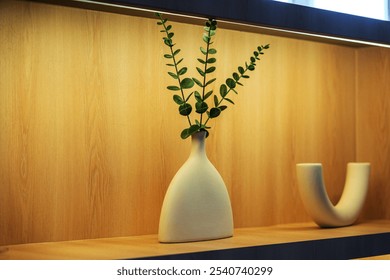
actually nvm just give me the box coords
[156,13,194,126]
[156,13,270,139]
[204,44,270,127]
[192,19,217,136]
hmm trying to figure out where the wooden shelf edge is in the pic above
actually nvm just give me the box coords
[1,220,390,260]
[28,0,387,48]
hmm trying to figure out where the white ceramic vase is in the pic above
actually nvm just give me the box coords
[158,131,234,243]
[296,162,370,227]
[158,132,233,243]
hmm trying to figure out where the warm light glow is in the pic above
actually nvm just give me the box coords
[274,0,389,20]
[73,0,390,48]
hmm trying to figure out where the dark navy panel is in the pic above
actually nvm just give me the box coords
[133,233,390,260]
[102,0,390,45]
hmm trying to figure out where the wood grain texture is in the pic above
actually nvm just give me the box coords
[356,47,390,220]
[359,254,390,260]
[0,220,389,260]
[0,0,381,246]
[211,37,357,227]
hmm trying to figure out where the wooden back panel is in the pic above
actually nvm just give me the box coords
[1,0,387,246]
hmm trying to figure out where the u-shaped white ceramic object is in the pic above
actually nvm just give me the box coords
[296,163,370,227]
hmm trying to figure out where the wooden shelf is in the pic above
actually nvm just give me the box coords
[1,220,389,260]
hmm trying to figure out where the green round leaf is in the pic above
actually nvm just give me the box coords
[180,78,194,89]
[207,58,216,64]
[196,101,209,114]
[197,58,206,64]
[233,72,240,81]
[164,38,172,47]
[205,78,216,87]
[220,84,228,97]
[181,125,201,139]
[167,85,180,91]
[204,90,213,100]
[202,34,210,43]
[205,66,216,74]
[180,128,190,139]
[196,67,205,77]
[224,97,235,105]
[188,124,200,135]
[176,58,183,65]
[208,48,217,54]
[248,65,255,71]
[173,49,181,56]
[168,72,178,79]
[194,91,202,102]
[238,66,245,74]
[178,67,187,76]
[209,107,221,118]
[179,103,192,116]
[226,78,236,89]
[214,95,219,107]
[173,95,184,105]
[193,77,203,87]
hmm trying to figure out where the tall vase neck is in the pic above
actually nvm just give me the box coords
[190,131,207,158]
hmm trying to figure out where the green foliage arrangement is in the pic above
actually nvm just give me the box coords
[156,13,270,139]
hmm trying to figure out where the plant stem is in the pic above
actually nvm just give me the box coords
[199,27,212,127]
[203,66,251,127]
[170,46,192,126]
[159,14,192,127]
